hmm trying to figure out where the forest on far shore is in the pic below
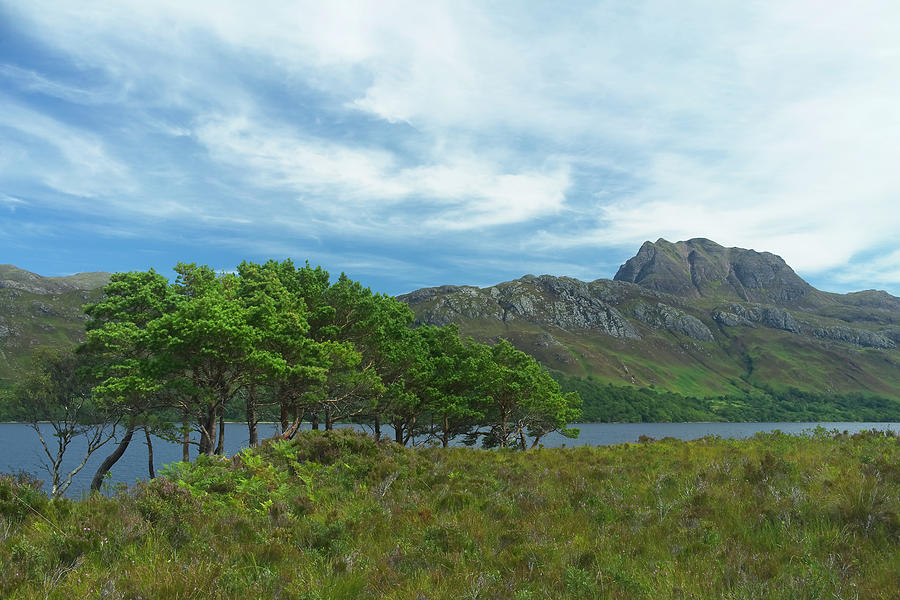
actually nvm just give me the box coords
[553,373,900,423]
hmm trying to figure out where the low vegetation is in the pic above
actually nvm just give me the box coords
[2,428,898,599]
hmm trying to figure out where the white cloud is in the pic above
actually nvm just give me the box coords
[193,114,571,232]
[0,65,123,105]
[830,248,900,290]
[0,96,134,199]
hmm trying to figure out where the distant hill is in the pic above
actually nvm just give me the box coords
[0,266,109,390]
[399,238,900,400]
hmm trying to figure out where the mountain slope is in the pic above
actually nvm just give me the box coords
[399,239,900,400]
[0,266,109,390]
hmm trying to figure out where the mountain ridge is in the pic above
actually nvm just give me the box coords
[399,238,900,399]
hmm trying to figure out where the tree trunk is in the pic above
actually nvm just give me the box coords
[91,423,136,492]
[394,421,403,444]
[279,391,290,434]
[247,384,258,447]
[442,415,450,448]
[311,413,319,430]
[325,406,333,430]
[280,407,304,440]
[374,415,381,441]
[181,410,190,462]
[144,426,156,479]
[519,428,527,452]
[215,408,225,455]
[200,402,218,456]
[498,405,510,448]
[402,415,416,446]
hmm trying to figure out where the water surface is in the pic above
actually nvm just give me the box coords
[2,421,897,497]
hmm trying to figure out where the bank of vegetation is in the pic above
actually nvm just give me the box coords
[554,373,900,423]
[1,428,898,599]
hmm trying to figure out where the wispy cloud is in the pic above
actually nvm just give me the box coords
[193,114,571,233]
[0,65,124,105]
[0,96,134,199]
[0,193,27,211]
[830,249,900,290]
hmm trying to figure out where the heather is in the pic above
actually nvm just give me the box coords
[2,427,899,599]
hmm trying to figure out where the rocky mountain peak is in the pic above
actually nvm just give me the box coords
[613,238,812,304]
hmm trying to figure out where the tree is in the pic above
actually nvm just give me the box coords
[413,325,489,447]
[81,269,177,491]
[13,351,117,498]
[147,263,262,456]
[478,340,582,449]
[235,260,329,442]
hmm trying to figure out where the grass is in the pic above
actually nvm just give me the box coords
[2,428,899,599]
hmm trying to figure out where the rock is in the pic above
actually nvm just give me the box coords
[401,274,640,339]
[714,304,800,333]
[632,302,714,341]
[397,285,464,304]
[31,301,54,315]
[712,310,755,328]
[813,326,895,349]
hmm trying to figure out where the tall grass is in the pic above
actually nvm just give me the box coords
[1,428,897,599]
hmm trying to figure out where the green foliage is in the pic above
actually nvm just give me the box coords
[7,258,584,469]
[555,372,900,423]
[1,429,899,598]
[478,340,581,448]
[78,260,583,453]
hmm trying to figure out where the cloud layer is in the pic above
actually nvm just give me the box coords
[0,1,898,294]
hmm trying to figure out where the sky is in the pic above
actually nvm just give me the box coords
[1,1,899,296]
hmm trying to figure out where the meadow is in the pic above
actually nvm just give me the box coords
[1,428,898,599]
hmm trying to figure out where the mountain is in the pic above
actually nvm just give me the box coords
[613,238,813,303]
[0,266,110,390]
[399,239,900,400]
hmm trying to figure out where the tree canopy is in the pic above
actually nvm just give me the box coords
[17,259,583,486]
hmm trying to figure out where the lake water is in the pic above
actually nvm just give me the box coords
[2,421,898,498]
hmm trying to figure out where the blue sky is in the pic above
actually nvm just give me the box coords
[1,1,898,296]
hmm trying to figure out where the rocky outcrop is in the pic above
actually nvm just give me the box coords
[409,286,504,326]
[614,238,812,304]
[631,302,714,341]
[712,310,756,328]
[399,275,640,339]
[812,326,895,349]
[713,304,801,333]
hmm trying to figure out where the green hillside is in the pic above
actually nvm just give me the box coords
[399,239,900,404]
[0,266,108,391]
